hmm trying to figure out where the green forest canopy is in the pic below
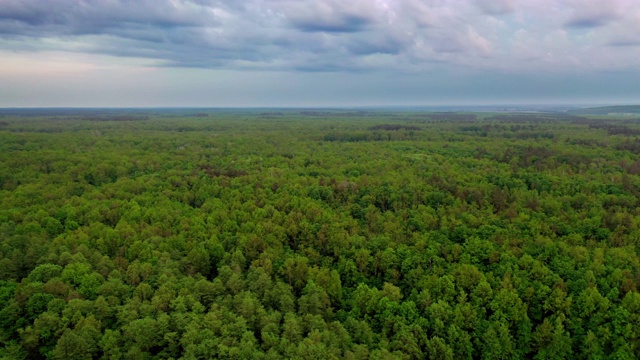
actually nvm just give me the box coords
[1,110,639,359]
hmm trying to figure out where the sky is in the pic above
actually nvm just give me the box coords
[0,0,639,107]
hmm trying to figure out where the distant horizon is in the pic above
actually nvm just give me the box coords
[0,103,638,110]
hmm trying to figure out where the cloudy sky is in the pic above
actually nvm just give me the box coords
[1,0,639,107]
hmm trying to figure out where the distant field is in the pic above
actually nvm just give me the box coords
[568,105,640,115]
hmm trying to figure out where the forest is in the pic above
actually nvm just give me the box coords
[1,109,639,359]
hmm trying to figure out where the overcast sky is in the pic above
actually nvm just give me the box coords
[1,0,639,107]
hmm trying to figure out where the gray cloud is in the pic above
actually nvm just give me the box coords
[608,40,640,47]
[563,0,623,28]
[290,14,370,33]
[0,0,218,33]
[276,0,381,32]
[0,0,639,75]
[565,15,614,28]
[475,0,515,15]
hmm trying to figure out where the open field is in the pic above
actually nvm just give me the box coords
[1,110,640,359]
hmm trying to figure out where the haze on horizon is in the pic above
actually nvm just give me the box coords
[0,0,639,108]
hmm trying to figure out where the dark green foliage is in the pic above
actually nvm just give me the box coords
[1,110,640,358]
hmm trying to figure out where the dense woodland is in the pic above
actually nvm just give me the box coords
[1,110,640,359]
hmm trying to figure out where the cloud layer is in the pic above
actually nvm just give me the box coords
[1,0,639,74]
